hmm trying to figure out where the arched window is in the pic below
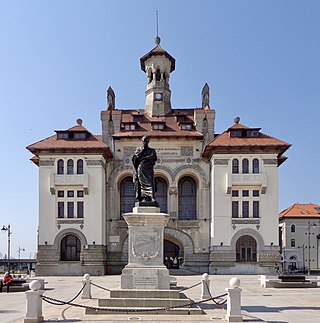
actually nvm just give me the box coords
[232,159,239,174]
[156,69,161,81]
[252,158,259,174]
[236,235,257,262]
[57,159,64,174]
[178,176,197,220]
[60,234,81,261]
[291,224,296,233]
[120,177,135,218]
[242,158,249,174]
[67,159,74,175]
[155,177,168,213]
[77,159,84,174]
[289,255,297,271]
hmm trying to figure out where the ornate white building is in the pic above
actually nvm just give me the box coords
[27,39,291,275]
[279,203,320,273]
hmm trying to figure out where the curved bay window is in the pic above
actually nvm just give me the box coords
[178,176,197,220]
[57,159,64,174]
[120,176,135,218]
[155,177,168,213]
[236,235,257,262]
[232,159,239,174]
[60,234,81,261]
[252,158,259,173]
[242,158,249,174]
[67,159,74,175]
[77,159,84,174]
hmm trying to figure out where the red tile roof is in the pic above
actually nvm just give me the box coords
[104,108,204,140]
[203,122,291,158]
[279,203,320,219]
[27,124,112,160]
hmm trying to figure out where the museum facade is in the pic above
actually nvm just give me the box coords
[27,39,291,275]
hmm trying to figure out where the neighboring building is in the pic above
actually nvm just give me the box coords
[279,203,320,272]
[27,38,291,275]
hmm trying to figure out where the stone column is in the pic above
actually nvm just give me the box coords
[24,280,44,323]
[225,277,243,322]
[121,206,170,289]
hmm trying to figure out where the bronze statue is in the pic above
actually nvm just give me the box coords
[132,136,158,206]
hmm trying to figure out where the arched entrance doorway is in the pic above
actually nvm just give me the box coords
[164,239,182,269]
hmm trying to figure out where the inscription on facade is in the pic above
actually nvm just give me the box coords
[214,159,229,165]
[263,159,278,165]
[231,219,260,225]
[39,160,55,166]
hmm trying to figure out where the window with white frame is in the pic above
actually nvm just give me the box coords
[57,189,84,219]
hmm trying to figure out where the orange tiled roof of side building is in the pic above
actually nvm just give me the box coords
[26,124,111,156]
[203,122,291,157]
[279,203,320,219]
[109,108,204,139]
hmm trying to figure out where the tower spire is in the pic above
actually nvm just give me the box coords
[155,10,161,46]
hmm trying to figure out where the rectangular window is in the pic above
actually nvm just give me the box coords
[58,202,64,218]
[242,201,249,218]
[253,201,259,218]
[67,202,74,218]
[232,201,239,218]
[77,202,84,218]
[253,190,260,197]
[67,190,74,197]
[57,190,64,198]
[242,190,249,197]
[133,115,141,122]
[57,132,69,139]
[291,239,296,247]
[181,124,193,130]
[232,190,239,197]
[153,123,165,130]
[74,132,86,139]
[230,130,242,137]
[77,190,84,198]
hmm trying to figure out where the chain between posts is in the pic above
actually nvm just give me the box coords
[41,292,228,313]
[90,282,111,292]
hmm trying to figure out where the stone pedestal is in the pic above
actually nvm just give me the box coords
[121,206,170,290]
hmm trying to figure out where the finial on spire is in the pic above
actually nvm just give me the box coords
[234,116,240,124]
[155,10,161,46]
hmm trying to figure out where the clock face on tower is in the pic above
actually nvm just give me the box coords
[154,92,163,101]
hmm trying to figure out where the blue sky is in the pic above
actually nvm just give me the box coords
[0,1,319,259]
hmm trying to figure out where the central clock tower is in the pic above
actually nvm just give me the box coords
[140,36,175,116]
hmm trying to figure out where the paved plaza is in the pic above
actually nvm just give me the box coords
[1,273,320,323]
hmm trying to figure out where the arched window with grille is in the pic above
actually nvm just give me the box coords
[242,158,249,174]
[252,158,259,174]
[178,176,197,220]
[120,176,135,219]
[77,159,84,174]
[57,159,64,174]
[232,159,239,174]
[155,177,168,213]
[236,235,257,262]
[60,234,81,261]
[67,159,74,175]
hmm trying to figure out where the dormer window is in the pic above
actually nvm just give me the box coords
[133,115,142,122]
[181,123,193,130]
[123,123,136,131]
[74,132,87,139]
[152,122,165,130]
[230,130,242,138]
[176,115,186,122]
[57,132,69,139]
[247,130,259,137]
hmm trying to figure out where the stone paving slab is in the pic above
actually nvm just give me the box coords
[0,274,319,323]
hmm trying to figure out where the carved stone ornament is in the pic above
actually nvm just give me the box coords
[181,146,193,156]
[131,232,160,261]
[39,159,55,167]
[214,159,229,165]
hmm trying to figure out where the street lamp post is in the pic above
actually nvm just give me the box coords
[1,224,12,273]
[298,244,305,274]
[307,222,317,276]
[18,247,25,271]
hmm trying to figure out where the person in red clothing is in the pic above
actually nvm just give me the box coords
[0,272,13,293]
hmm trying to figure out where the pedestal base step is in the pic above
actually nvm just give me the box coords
[110,289,180,299]
[85,307,204,315]
[98,297,190,308]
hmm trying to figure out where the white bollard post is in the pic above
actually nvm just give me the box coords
[24,280,44,323]
[201,273,211,299]
[81,273,92,299]
[225,277,243,322]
